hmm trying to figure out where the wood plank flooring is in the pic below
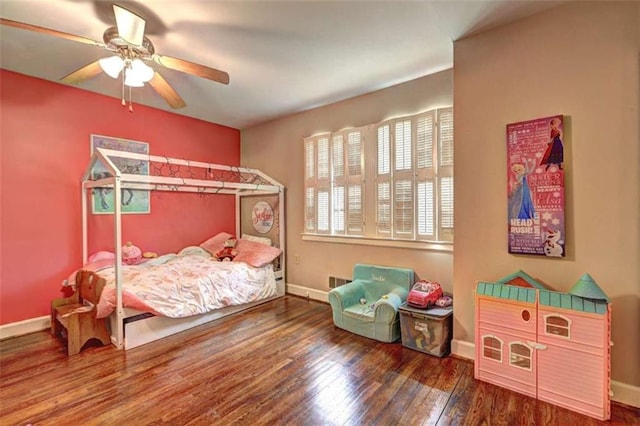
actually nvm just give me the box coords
[1,296,638,425]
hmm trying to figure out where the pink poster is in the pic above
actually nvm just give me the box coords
[506,115,565,257]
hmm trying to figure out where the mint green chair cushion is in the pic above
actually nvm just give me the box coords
[328,264,414,342]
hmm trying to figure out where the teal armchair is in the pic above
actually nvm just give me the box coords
[328,264,414,342]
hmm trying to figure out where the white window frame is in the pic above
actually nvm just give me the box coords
[375,108,453,243]
[304,129,365,237]
[482,334,503,363]
[543,314,571,339]
[509,341,533,371]
[303,107,452,246]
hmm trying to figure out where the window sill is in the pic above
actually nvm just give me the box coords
[301,234,453,252]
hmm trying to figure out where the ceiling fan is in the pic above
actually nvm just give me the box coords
[0,4,229,110]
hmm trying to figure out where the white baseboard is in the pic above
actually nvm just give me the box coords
[451,339,639,408]
[451,338,476,361]
[611,380,640,408]
[286,283,329,303]
[0,315,50,340]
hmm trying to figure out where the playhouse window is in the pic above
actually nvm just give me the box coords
[509,342,532,370]
[482,335,502,362]
[545,315,571,338]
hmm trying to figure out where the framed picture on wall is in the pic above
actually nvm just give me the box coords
[90,134,150,214]
[506,115,565,257]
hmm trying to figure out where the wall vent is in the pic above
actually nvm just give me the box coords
[329,276,352,289]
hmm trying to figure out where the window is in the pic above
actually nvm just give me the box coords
[377,109,453,242]
[544,314,571,338]
[303,107,453,244]
[509,342,532,370]
[304,129,364,236]
[482,335,502,362]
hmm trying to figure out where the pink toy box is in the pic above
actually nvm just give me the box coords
[474,270,611,420]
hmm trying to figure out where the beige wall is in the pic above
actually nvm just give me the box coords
[454,0,639,388]
[241,70,454,293]
[243,0,639,394]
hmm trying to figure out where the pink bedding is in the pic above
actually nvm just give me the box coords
[73,254,277,319]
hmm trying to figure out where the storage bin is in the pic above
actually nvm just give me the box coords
[399,302,453,357]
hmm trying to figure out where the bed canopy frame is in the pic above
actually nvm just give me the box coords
[81,148,285,349]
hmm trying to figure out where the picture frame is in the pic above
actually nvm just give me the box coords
[506,115,565,257]
[90,134,151,214]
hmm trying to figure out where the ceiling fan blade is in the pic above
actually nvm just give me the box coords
[113,4,145,46]
[61,61,103,85]
[153,54,230,85]
[0,18,103,47]
[148,72,186,109]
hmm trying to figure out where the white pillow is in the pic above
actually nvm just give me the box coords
[241,233,272,246]
[178,246,213,257]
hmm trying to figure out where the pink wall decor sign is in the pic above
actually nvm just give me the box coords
[506,115,565,257]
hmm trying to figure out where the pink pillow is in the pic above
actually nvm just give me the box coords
[200,232,233,255]
[234,238,282,268]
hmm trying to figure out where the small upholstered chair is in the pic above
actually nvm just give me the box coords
[51,270,110,356]
[328,264,414,342]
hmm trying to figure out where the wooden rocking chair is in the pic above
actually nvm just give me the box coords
[51,270,110,355]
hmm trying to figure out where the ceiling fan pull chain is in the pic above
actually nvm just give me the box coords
[121,72,126,107]
[129,85,133,113]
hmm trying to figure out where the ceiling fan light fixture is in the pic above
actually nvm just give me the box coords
[131,59,154,82]
[99,56,124,78]
[124,70,145,87]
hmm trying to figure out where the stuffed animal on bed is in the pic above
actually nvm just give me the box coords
[215,237,238,261]
[122,242,142,265]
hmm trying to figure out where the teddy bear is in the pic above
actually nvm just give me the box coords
[215,237,238,261]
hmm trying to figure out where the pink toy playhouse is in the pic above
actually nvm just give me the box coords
[475,270,611,420]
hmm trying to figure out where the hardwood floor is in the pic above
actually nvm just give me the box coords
[1,296,638,425]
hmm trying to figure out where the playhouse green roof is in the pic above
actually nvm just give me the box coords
[476,281,537,304]
[568,273,609,302]
[538,289,608,315]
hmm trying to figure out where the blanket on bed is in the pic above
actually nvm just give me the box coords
[93,254,277,319]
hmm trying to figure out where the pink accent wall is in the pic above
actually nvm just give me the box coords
[0,70,240,325]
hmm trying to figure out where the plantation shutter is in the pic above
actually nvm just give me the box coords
[439,108,454,167]
[332,185,345,233]
[303,106,453,242]
[331,134,346,235]
[346,130,364,234]
[394,180,413,238]
[437,108,454,242]
[317,189,330,233]
[395,120,412,171]
[305,187,315,232]
[376,125,391,235]
[332,135,344,179]
[317,136,330,180]
[305,139,315,180]
[316,135,331,234]
[416,112,436,240]
[347,184,363,233]
[439,176,454,236]
[417,181,434,237]
[304,138,316,232]
[393,119,414,238]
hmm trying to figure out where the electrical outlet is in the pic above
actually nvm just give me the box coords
[295,255,300,264]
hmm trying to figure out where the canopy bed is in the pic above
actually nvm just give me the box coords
[80,148,285,350]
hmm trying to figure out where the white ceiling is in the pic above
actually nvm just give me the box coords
[0,0,565,129]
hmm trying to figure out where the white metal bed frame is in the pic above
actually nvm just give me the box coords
[81,148,285,350]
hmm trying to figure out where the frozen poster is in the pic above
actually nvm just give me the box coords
[507,115,565,257]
